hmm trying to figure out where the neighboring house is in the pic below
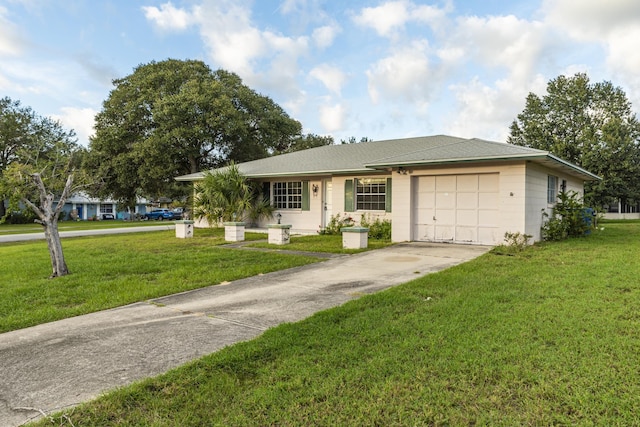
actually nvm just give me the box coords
[176,135,600,245]
[59,193,149,220]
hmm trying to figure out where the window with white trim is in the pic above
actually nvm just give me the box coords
[100,204,114,214]
[547,176,558,204]
[273,181,302,209]
[356,178,386,211]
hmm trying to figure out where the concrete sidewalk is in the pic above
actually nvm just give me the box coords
[0,242,490,426]
[0,225,176,243]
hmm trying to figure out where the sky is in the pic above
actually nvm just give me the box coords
[1,0,640,147]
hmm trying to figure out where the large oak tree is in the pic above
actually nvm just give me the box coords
[508,73,640,209]
[86,59,304,210]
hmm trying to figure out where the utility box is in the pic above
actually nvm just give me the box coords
[268,224,291,245]
[175,220,194,239]
[223,222,246,242]
[341,227,369,249]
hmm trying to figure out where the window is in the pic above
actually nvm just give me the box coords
[547,176,558,204]
[273,181,302,209]
[100,204,114,214]
[356,178,386,211]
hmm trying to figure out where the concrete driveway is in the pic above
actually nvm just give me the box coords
[0,242,490,426]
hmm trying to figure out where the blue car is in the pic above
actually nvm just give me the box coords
[143,209,175,221]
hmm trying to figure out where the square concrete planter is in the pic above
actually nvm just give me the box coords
[223,222,246,242]
[174,220,194,238]
[341,226,369,249]
[268,224,291,245]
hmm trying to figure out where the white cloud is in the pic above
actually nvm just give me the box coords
[353,1,448,38]
[51,107,97,147]
[542,0,640,41]
[310,64,346,95]
[319,103,346,133]
[445,74,547,141]
[0,6,26,56]
[312,24,340,49]
[366,40,435,105]
[142,2,194,31]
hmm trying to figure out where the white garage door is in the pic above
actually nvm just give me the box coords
[413,174,500,245]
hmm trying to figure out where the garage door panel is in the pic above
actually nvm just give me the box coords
[456,209,478,226]
[436,175,456,191]
[456,174,478,191]
[457,192,478,209]
[478,209,499,225]
[435,193,455,209]
[478,192,498,209]
[456,226,477,242]
[479,173,499,190]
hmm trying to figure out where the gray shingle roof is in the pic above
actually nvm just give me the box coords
[175,135,599,181]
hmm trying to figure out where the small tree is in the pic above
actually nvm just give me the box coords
[541,191,593,241]
[192,164,273,226]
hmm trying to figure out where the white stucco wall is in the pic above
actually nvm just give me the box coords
[524,162,585,241]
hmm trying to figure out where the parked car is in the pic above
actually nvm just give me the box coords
[171,208,184,220]
[143,209,175,221]
[101,213,115,220]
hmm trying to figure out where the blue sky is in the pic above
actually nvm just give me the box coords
[2,0,640,147]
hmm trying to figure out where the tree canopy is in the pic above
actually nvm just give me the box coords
[0,96,83,218]
[508,73,640,208]
[86,59,304,208]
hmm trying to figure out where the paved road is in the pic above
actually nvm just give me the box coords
[0,225,176,243]
[0,242,490,426]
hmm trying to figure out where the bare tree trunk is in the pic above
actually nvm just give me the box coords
[23,173,73,278]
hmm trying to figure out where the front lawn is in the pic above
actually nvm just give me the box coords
[32,223,640,425]
[0,228,319,333]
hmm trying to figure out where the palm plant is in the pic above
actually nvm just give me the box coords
[193,163,273,226]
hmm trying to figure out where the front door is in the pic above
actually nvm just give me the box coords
[323,180,333,228]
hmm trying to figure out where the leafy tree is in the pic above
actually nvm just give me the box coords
[87,59,303,211]
[192,163,273,225]
[0,98,83,277]
[285,133,334,153]
[341,136,371,144]
[508,73,640,208]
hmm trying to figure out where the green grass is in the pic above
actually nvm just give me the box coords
[0,228,318,333]
[30,223,640,425]
[248,233,394,253]
[0,220,172,235]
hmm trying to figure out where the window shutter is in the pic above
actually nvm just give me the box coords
[385,178,392,212]
[302,181,310,211]
[344,179,354,212]
[262,182,271,204]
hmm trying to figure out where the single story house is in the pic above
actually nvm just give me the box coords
[59,193,150,220]
[176,135,600,245]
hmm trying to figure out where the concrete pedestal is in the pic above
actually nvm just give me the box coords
[223,222,246,242]
[268,224,291,245]
[341,226,369,249]
[175,220,194,238]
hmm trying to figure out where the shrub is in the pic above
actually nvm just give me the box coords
[360,213,392,240]
[319,213,355,235]
[541,191,594,241]
[492,231,532,255]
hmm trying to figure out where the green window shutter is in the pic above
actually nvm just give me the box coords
[262,182,271,203]
[385,178,392,212]
[302,181,310,211]
[344,179,354,212]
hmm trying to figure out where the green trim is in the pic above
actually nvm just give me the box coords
[174,220,194,224]
[344,179,354,212]
[385,177,392,212]
[268,224,292,229]
[223,222,246,226]
[341,227,369,233]
[302,181,310,211]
